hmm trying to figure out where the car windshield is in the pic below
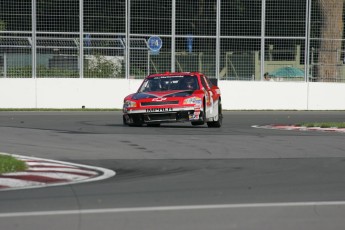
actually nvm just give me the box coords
[139,76,199,92]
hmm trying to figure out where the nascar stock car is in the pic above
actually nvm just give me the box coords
[123,72,222,127]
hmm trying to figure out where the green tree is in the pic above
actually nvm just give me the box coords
[317,0,344,82]
[84,55,123,78]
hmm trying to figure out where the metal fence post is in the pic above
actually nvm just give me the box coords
[79,0,84,78]
[3,53,7,78]
[32,0,36,79]
[125,0,130,79]
[305,0,311,83]
[260,0,266,81]
[171,0,176,73]
[216,0,221,80]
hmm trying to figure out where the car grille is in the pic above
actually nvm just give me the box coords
[141,101,179,106]
[144,113,176,122]
[142,111,191,123]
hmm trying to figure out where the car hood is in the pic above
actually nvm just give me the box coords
[132,90,194,100]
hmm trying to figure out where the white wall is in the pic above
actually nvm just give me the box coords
[307,83,345,110]
[219,81,309,110]
[1,78,345,110]
[0,79,37,108]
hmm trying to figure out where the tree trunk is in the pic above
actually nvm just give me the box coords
[317,0,344,82]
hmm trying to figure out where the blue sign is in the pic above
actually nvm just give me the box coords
[148,36,163,54]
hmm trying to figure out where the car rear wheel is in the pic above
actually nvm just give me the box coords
[207,100,222,128]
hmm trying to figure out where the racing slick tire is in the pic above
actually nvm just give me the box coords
[207,100,222,128]
[125,114,143,127]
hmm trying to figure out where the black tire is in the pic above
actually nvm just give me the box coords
[128,115,143,127]
[207,100,222,128]
[191,120,203,126]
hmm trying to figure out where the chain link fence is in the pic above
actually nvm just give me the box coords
[0,0,344,82]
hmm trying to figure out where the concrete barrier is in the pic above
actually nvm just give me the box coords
[0,78,344,110]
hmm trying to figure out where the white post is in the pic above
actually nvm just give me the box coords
[305,0,311,83]
[3,52,7,78]
[216,0,220,80]
[171,0,176,72]
[260,0,266,81]
[32,0,36,78]
[79,0,84,78]
[125,0,131,79]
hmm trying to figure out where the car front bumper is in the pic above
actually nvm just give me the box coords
[123,106,203,124]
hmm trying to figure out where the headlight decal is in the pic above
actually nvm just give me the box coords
[183,97,202,105]
[124,100,137,108]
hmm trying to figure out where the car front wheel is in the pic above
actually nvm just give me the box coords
[207,100,222,128]
[127,114,143,127]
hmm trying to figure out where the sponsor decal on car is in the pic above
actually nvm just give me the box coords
[194,98,202,105]
[194,105,201,110]
[152,98,167,101]
[146,108,173,112]
[189,114,200,120]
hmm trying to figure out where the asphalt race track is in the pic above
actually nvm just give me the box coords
[0,111,345,230]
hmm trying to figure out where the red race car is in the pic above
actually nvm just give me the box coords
[123,72,222,127]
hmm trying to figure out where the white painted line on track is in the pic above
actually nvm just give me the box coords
[1,201,345,218]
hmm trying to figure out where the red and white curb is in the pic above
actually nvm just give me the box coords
[252,124,345,133]
[0,153,115,191]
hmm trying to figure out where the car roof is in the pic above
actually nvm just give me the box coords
[146,72,201,79]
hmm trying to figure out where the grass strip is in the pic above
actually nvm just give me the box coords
[298,122,345,128]
[0,154,27,174]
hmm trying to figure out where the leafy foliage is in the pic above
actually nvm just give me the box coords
[0,155,27,174]
[84,55,124,78]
